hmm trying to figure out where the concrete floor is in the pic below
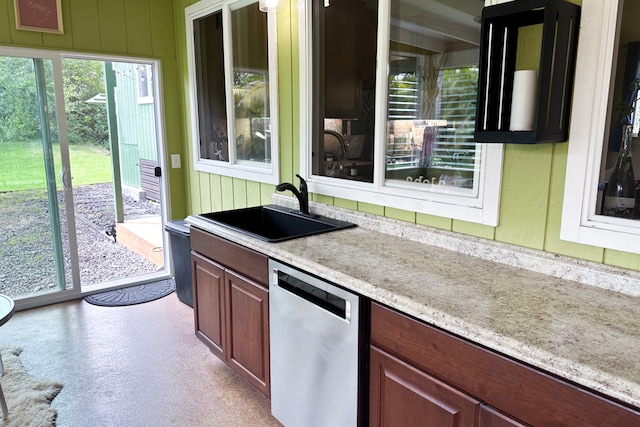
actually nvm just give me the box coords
[0,293,282,427]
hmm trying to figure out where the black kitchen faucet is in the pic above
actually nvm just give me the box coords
[276,174,309,215]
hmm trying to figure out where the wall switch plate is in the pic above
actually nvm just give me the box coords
[171,154,181,168]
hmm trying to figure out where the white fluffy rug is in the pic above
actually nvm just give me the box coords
[0,348,62,427]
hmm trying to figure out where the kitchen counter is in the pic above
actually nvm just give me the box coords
[186,195,640,409]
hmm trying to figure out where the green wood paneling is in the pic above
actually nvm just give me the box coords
[358,202,384,216]
[198,172,212,213]
[97,0,126,53]
[452,220,495,241]
[169,0,194,220]
[189,169,202,214]
[69,0,101,51]
[494,23,550,251]
[604,250,640,270]
[495,144,553,250]
[335,197,357,210]
[314,194,333,205]
[42,0,73,49]
[124,0,153,56]
[150,0,177,59]
[416,212,452,231]
[386,207,416,223]
[159,63,185,207]
[0,1,14,43]
[210,174,223,212]
[515,25,542,71]
[232,178,247,208]
[220,176,235,210]
[260,183,274,205]
[277,0,296,182]
[247,181,262,206]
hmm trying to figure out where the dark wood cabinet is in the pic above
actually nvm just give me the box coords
[479,405,528,427]
[370,302,640,427]
[192,252,226,359]
[370,345,479,427]
[225,269,269,395]
[190,227,270,397]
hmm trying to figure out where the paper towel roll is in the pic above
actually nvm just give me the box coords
[509,70,537,131]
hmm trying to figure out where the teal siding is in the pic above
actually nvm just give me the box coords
[113,62,158,188]
[120,144,140,187]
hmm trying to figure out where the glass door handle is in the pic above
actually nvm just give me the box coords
[60,166,72,191]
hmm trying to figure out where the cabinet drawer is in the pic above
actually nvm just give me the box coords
[370,302,640,427]
[190,227,268,286]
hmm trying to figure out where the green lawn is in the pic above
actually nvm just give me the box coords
[0,140,112,192]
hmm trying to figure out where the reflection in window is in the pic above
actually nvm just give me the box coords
[231,3,270,165]
[311,0,482,194]
[384,0,481,196]
[599,0,640,220]
[193,10,228,161]
[303,0,501,224]
[191,2,271,167]
[312,0,378,182]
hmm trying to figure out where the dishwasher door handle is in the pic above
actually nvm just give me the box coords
[272,268,351,321]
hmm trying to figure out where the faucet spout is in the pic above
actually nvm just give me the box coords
[276,174,310,215]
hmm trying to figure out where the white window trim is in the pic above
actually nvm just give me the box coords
[298,0,503,226]
[185,0,280,185]
[561,0,640,255]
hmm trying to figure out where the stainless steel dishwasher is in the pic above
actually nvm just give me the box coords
[269,259,366,427]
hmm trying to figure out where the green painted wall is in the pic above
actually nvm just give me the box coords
[0,0,187,219]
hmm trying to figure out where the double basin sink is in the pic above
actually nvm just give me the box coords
[197,204,356,242]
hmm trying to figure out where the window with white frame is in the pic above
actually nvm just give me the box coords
[561,0,640,255]
[185,0,279,184]
[300,0,503,225]
[136,64,154,104]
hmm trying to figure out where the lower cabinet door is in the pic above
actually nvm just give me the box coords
[225,269,270,397]
[369,345,480,427]
[192,252,226,360]
[479,404,529,427]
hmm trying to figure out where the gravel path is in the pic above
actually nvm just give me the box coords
[0,183,162,299]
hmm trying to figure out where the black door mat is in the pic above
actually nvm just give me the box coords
[84,279,175,307]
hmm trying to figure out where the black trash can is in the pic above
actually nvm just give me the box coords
[165,220,193,307]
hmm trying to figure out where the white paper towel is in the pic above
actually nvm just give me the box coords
[509,70,537,131]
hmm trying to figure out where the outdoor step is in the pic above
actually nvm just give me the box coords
[115,216,164,267]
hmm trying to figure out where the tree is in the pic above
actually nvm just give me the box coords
[62,59,109,147]
[0,57,45,142]
[0,56,108,147]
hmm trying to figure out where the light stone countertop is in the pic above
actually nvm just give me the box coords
[186,196,640,409]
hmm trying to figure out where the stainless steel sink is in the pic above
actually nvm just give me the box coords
[197,204,356,242]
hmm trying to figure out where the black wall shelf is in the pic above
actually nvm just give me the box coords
[474,0,581,144]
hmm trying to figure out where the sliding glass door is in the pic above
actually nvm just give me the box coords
[0,48,170,308]
[0,53,75,301]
